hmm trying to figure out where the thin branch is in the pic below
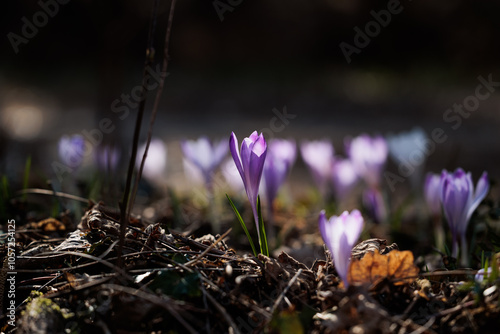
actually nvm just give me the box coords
[185,228,232,267]
[130,0,178,210]
[271,269,302,314]
[116,0,161,268]
[17,188,89,203]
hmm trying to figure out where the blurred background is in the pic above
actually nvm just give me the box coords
[1,0,500,205]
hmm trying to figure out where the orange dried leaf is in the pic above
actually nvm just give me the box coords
[348,250,419,286]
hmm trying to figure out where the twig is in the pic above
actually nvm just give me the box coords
[205,290,243,334]
[116,1,161,269]
[16,188,89,203]
[52,250,134,283]
[185,228,232,267]
[129,0,178,210]
[271,268,302,314]
[434,300,476,318]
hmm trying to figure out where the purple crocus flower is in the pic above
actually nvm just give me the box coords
[181,137,228,186]
[440,168,489,263]
[300,140,334,192]
[331,159,358,203]
[475,267,492,283]
[319,210,364,288]
[346,134,388,188]
[362,188,387,224]
[263,139,296,205]
[95,146,120,172]
[229,131,267,237]
[58,134,86,168]
[424,172,442,217]
[425,172,445,252]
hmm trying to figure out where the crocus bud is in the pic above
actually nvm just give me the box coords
[229,131,267,237]
[95,146,120,172]
[424,172,442,217]
[58,134,86,168]
[300,140,334,192]
[263,139,296,205]
[346,134,388,188]
[181,137,228,186]
[319,209,364,288]
[331,159,358,203]
[440,168,489,263]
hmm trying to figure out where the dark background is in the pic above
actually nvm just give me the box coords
[1,0,499,197]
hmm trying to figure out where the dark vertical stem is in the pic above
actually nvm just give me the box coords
[129,0,178,211]
[116,0,160,268]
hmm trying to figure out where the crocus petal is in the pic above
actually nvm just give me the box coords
[59,135,86,168]
[347,134,388,188]
[319,210,364,288]
[229,132,245,184]
[300,140,334,188]
[335,233,351,287]
[318,210,331,249]
[424,173,442,216]
[182,137,228,184]
[331,159,358,201]
[466,171,489,222]
[343,209,364,245]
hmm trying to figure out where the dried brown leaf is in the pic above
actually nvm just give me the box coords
[348,250,419,286]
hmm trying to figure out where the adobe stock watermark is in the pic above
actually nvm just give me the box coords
[5,219,17,328]
[212,0,243,22]
[7,0,71,54]
[339,0,406,64]
[51,64,167,182]
[384,74,499,191]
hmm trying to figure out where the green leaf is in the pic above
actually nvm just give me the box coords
[257,196,269,257]
[226,194,257,257]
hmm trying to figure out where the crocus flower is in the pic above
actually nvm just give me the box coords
[362,188,387,224]
[136,138,167,182]
[346,134,388,188]
[58,134,86,168]
[229,131,267,237]
[425,172,445,252]
[331,159,358,203]
[319,210,364,288]
[424,172,442,217]
[181,137,228,186]
[440,168,489,263]
[475,267,492,283]
[387,128,428,189]
[263,139,296,205]
[95,146,120,172]
[300,140,334,192]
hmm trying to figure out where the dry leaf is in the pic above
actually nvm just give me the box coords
[348,250,419,286]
